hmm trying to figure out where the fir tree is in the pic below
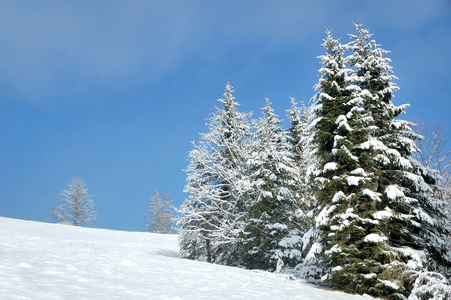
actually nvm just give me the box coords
[305,23,451,297]
[178,83,251,265]
[287,97,307,167]
[346,23,451,288]
[286,98,315,233]
[178,145,218,262]
[239,99,302,271]
[304,29,384,294]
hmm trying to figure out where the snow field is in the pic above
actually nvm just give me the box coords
[0,217,367,299]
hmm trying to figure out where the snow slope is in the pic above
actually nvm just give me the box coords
[0,217,367,299]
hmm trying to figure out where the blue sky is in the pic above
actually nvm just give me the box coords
[1,1,450,231]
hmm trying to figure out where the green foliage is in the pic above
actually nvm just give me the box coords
[239,100,302,270]
[307,23,450,298]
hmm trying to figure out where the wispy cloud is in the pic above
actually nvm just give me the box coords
[0,1,449,104]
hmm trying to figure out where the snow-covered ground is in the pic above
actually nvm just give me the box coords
[0,217,368,299]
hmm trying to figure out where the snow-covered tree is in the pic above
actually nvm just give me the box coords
[145,191,175,234]
[178,145,220,262]
[52,177,97,227]
[303,29,380,291]
[412,119,451,201]
[178,83,251,265]
[287,97,308,167]
[239,99,302,271]
[303,23,451,297]
[286,97,316,232]
[351,21,450,282]
[411,119,451,278]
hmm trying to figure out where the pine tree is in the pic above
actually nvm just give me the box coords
[178,83,251,265]
[287,98,307,167]
[346,23,451,289]
[304,23,451,297]
[304,29,384,293]
[287,98,316,233]
[178,145,218,261]
[239,99,302,271]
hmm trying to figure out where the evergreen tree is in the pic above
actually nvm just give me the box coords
[304,29,383,293]
[178,83,251,265]
[287,98,316,233]
[239,99,302,271]
[178,146,218,262]
[346,23,451,288]
[305,23,451,297]
[287,97,307,166]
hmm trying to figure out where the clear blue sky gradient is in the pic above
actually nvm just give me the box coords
[1,1,450,231]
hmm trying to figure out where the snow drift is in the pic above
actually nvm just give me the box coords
[0,217,367,299]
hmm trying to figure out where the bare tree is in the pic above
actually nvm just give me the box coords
[413,119,451,272]
[413,119,451,178]
[412,117,451,258]
[412,118,451,202]
[52,177,97,226]
[145,191,175,234]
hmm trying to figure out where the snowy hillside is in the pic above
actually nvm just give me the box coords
[0,217,368,299]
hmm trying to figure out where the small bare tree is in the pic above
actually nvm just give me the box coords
[145,191,175,234]
[413,119,451,179]
[52,177,97,227]
[413,118,451,249]
[413,118,451,201]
